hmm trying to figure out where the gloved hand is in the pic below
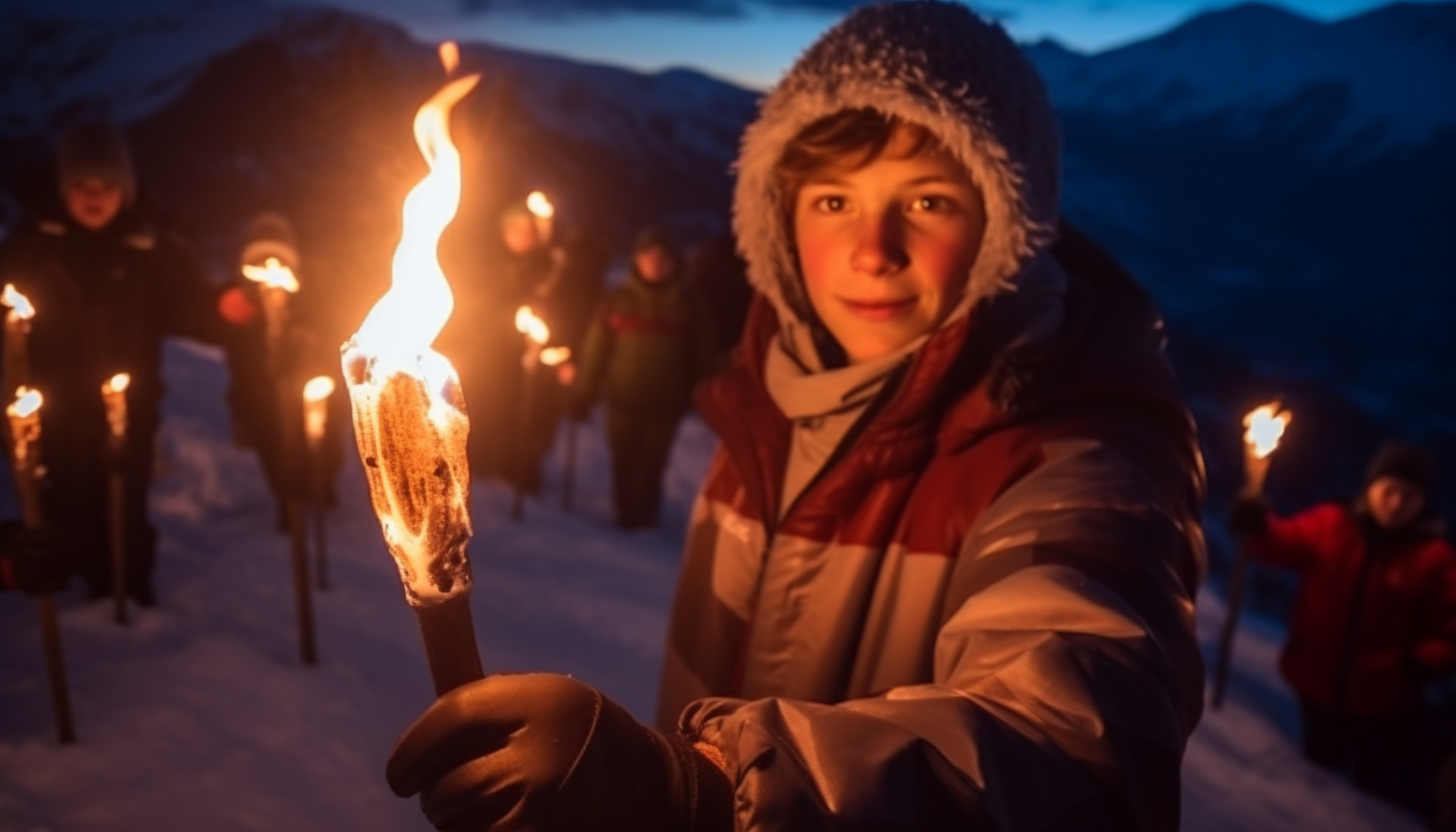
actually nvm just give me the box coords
[0,523,70,597]
[385,673,734,832]
[1227,495,1271,537]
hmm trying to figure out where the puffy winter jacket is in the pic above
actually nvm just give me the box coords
[656,4,1206,830]
[1245,503,1456,717]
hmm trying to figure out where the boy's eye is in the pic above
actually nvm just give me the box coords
[812,195,847,212]
[910,195,955,212]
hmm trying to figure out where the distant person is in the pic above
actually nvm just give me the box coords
[1229,439,1456,822]
[216,212,342,526]
[570,226,716,529]
[383,4,1207,829]
[0,120,238,606]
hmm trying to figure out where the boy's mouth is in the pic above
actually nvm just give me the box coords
[841,296,917,321]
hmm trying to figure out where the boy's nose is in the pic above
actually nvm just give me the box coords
[851,213,908,276]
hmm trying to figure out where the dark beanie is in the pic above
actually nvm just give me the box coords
[633,225,680,257]
[1365,440,1435,495]
[56,121,136,205]
[240,212,301,272]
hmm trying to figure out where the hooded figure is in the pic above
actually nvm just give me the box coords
[1230,440,1456,819]
[0,120,234,605]
[382,4,1206,830]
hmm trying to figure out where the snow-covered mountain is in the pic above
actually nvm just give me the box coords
[0,0,1451,518]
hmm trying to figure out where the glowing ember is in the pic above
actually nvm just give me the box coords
[241,257,301,294]
[526,191,554,220]
[341,66,480,608]
[104,373,130,395]
[8,386,41,419]
[515,305,550,346]
[303,376,335,444]
[1243,403,1291,460]
[2,284,34,321]
[541,347,571,367]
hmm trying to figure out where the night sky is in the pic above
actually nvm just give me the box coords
[276,0,1431,87]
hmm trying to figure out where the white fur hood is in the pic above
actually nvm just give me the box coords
[732,0,1061,328]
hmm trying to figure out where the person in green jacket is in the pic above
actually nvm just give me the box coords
[572,226,717,529]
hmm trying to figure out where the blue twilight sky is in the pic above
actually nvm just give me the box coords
[287,0,1421,88]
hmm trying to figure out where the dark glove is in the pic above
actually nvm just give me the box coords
[0,523,70,597]
[1227,495,1271,537]
[385,673,733,832]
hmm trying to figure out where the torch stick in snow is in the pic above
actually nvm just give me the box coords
[561,409,578,512]
[7,387,77,744]
[242,253,317,666]
[303,376,334,590]
[102,373,131,624]
[341,56,484,697]
[1211,401,1292,709]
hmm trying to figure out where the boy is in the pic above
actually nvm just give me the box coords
[0,121,233,605]
[572,226,718,529]
[384,3,1206,829]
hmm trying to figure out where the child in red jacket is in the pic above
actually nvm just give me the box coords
[1231,440,1456,821]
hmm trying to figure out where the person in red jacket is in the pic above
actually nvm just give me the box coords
[1230,440,1456,821]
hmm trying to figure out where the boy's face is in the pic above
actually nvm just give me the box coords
[64,176,124,231]
[634,245,676,283]
[1366,475,1426,529]
[793,125,985,365]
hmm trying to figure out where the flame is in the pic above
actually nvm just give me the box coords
[2,284,35,321]
[541,347,571,367]
[8,386,41,419]
[439,41,459,75]
[1243,403,1291,459]
[526,191,555,220]
[241,257,301,293]
[515,305,550,345]
[303,375,336,403]
[104,373,130,395]
[351,73,479,370]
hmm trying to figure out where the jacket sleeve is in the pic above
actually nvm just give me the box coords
[1411,540,1456,677]
[682,433,1205,831]
[572,298,613,411]
[1243,503,1341,571]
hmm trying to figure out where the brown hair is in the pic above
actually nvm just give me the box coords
[773,108,939,208]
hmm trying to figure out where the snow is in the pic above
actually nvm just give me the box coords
[0,339,1431,830]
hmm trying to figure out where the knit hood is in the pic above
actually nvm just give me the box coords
[732,0,1061,332]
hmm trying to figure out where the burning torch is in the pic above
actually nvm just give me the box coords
[3,283,34,393]
[1211,401,1292,709]
[102,372,131,624]
[340,58,484,697]
[6,386,77,743]
[302,375,335,590]
[510,306,570,520]
[242,245,317,665]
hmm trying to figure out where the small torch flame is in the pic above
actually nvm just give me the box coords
[304,375,335,403]
[2,284,35,321]
[541,347,571,367]
[1243,403,1291,460]
[439,41,460,76]
[515,305,550,346]
[241,257,301,294]
[526,191,555,220]
[104,373,130,395]
[8,386,42,419]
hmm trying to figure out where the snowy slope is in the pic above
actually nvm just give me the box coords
[1025,2,1456,156]
[0,342,1431,831]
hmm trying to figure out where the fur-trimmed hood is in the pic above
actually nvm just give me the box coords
[732,0,1061,330]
